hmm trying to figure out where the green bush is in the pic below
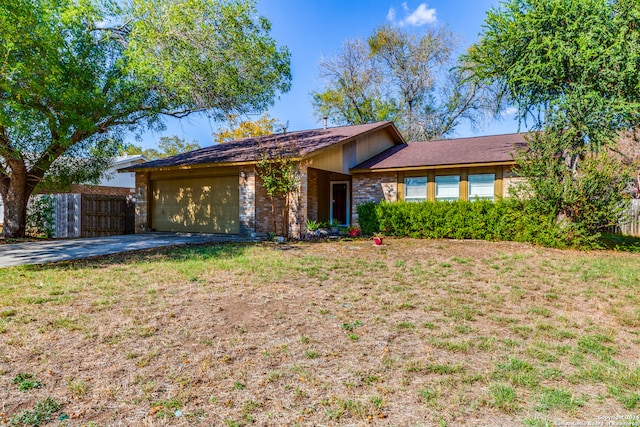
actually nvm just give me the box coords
[26,195,55,238]
[356,199,593,248]
[356,202,379,236]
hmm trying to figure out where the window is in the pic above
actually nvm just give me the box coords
[435,175,460,201]
[468,174,495,201]
[404,177,427,202]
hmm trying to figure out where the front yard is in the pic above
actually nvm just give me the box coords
[0,239,639,426]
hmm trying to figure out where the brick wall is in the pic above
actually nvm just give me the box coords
[288,163,308,238]
[255,173,284,236]
[134,172,150,233]
[502,167,526,197]
[351,172,398,226]
[255,163,309,238]
[239,166,256,237]
[307,168,319,223]
[69,184,134,196]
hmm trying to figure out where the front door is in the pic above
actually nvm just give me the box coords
[330,181,350,226]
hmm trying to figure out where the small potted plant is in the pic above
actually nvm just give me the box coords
[306,218,320,237]
[317,221,330,237]
[373,233,383,246]
[347,225,360,237]
[330,220,340,236]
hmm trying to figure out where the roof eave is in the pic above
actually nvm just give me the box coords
[118,159,271,173]
[351,160,517,174]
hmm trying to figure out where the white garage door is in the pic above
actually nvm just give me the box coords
[152,176,239,234]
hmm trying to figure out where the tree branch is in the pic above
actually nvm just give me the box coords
[0,125,13,157]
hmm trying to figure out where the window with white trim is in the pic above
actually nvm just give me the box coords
[435,175,460,201]
[404,177,427,202]
[468,173,495,201]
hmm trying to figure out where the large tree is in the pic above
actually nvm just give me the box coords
[313,26,492,141]
[0,0,291,237]
[213,113,281,143]
[464,0,640,231]
[312,39,397,126]
[123,136,201,160]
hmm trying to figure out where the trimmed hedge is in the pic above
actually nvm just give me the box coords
[356,199,590,248]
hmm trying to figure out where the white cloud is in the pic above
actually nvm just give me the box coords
[403,3,437,26]
[386,7,396,22]
[387,3,437,27]
[503,107,519,116]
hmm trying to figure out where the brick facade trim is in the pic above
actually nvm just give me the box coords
[351,172,398,227]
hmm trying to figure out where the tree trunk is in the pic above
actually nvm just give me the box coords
[1,172,31,238]
[283,194,289,239]
[270,195,278,236]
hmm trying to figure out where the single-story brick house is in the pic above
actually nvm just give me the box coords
[123,121,527,238]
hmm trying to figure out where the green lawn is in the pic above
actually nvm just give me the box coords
[0,239,639,426]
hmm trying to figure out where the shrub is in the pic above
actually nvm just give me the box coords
[356,202,379,235]
[26,195,55,238]
[355,199,592,248]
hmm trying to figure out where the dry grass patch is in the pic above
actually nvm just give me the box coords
[0,239,639,426]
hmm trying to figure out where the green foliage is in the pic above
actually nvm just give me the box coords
[12,373,44,391]
[340,320,362,332]
[466,0,640,141]
[341,320,363,341]
[305,219,320,232]
[356,199,597,248]
[313,26,491,140]
[126,0,291,116]
[356,202,380,235]
[0,0,290,238]
[597,233,640,252]
[311,39,398,126]
[123,136,201,160]
[512,133,632,235]
[255,144,299,237]
[26,195,55,238]
[213,114,280,143]
[36,150,120,193]
[464,0,640,237]
[536,388,585,412]
[9,397,61,427]
[489,383,519,413]
[255,150,299,200]
[232,381,246,390]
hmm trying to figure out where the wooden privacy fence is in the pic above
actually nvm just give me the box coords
[615,199,640,237]
[81,194,135,237]
[51,194,135,238]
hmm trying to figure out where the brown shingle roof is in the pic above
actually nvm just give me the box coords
[351,133,529,171]
[125,121,402,171]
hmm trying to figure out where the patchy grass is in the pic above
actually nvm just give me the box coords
[0,238,639,426]
[9,397,61,426]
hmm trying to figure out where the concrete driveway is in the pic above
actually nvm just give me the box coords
[0,233,245,268]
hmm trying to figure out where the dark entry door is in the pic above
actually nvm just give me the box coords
[331,182,349,225]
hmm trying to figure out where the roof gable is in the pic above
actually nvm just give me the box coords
[126,121,403,171]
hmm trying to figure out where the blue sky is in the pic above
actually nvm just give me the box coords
[129,1,519,149]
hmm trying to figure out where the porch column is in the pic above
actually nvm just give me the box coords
[289,162,309,238]
[135,172,150,233]
[239,166,256,238]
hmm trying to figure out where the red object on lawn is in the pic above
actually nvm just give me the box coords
[374,237,383,246]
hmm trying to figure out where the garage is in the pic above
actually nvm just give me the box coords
[151,175,239,234]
